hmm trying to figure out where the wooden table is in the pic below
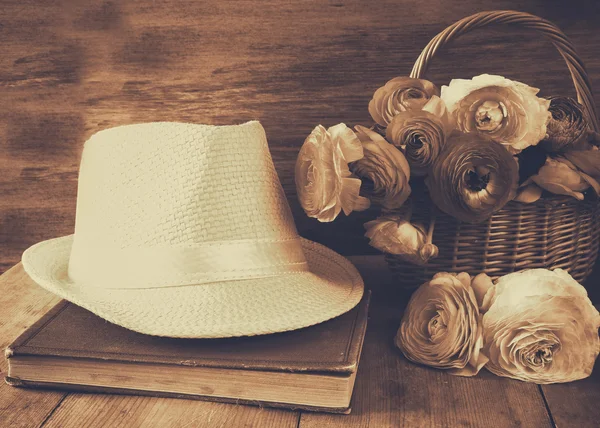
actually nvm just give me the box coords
[0,256,599,427]
[2,1,600,426]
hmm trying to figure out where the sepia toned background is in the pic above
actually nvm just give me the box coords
[2,0,600,274]
[2,2,600,427]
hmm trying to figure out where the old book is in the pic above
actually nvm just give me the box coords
[5,291,370,414]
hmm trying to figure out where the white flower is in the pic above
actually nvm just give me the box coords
[295,124,370,222]
[350,125,411,209]
[395,272,488,376]
[530,157,590,200]
[364,216,438,265]
[441,74,551,153]
[479,269,600,384]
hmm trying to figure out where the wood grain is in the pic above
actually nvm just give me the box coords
[540,360,600,428]
[42,394,299,428]
[0,266,65,428]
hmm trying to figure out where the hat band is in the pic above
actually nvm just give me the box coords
[67,237,310,289]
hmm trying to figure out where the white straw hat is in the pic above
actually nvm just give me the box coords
[22,121,364,338]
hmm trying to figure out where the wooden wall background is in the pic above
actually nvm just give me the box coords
[2,0,600,274]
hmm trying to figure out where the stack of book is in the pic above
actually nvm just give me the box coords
[6,292,370,414]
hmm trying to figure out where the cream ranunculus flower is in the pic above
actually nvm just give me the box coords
[395,272,488,376]
[295,124,370,222]
[441,74,551,153]
[364,216,438,265]
[517,150,600,202]
[478,269,600,384]
[350,125,411,209]
[369,77,440,127]
[385,96,454,176]
[529,157,591,200]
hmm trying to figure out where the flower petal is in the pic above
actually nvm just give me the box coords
[471,273,495,310]
[328,123,364,163]
[295,124,367,222]
[514,183,543,203]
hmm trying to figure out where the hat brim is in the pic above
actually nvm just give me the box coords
[22,235,364,338]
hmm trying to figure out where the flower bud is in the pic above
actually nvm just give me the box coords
[364,216,437,265]
[419,243,439,264]
[531,157,589,200]
[540,96,590,152]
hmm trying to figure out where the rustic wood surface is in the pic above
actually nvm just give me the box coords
[2,1,600,427]
[1,256,583,428]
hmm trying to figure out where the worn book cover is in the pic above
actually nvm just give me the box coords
[5,291,370,413]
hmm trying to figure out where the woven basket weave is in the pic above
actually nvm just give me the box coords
[385,10,600,288]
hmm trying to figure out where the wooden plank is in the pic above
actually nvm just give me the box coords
[0,265,66,428]
[42,394,299,428]
[541,360,600,428]
[299,256,554,427]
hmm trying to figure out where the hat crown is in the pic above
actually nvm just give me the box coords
[72,121,298,249]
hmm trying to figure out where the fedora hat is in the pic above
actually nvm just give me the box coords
[21,121,363,338]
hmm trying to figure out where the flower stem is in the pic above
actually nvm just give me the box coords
[426,206,437,244]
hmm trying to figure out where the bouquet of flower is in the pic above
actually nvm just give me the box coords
[295,74,600,265]
[395,268,600,383]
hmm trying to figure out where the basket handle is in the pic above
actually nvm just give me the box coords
[410,10,600,132]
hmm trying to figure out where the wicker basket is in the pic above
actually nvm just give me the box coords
[385,10,600,288]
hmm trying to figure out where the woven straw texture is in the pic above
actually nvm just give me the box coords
[386,10,600,288]
[22,121,364,338]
